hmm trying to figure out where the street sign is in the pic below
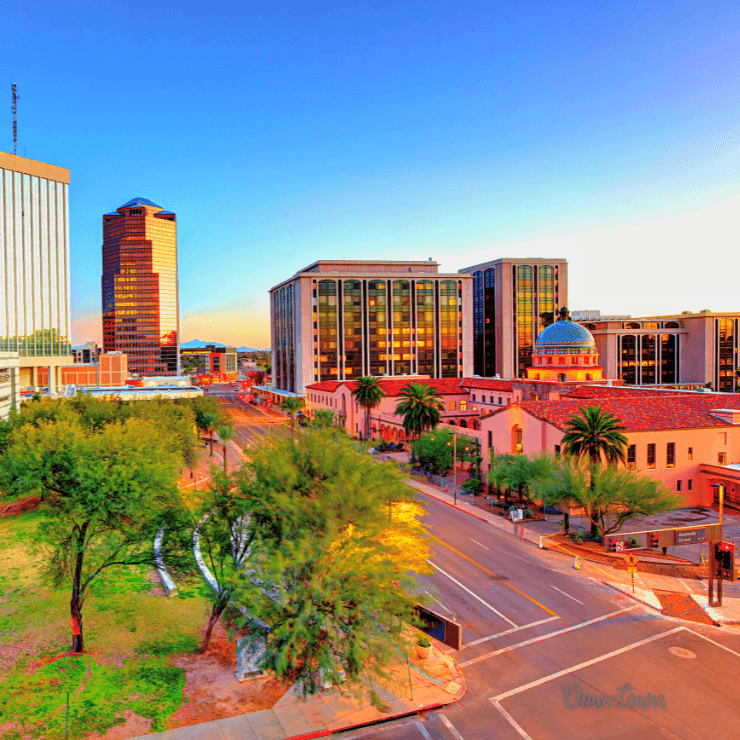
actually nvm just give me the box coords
[615,541,625,552]
[676,528,706,545]
[625,554,639,568]
[627,566,637,574]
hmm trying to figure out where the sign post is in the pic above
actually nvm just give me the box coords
[625,554,639,594]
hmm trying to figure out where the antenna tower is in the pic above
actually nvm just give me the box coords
[11,84,18,155]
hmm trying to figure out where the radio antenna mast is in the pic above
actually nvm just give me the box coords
[11,84,18,155]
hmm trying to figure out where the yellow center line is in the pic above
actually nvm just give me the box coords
[427,533,559,617]
[538,535,614,579]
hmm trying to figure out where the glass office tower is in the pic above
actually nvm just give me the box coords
[102,198,179,376]
[0,151,72,389]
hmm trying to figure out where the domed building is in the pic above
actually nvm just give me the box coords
[526,307,604,383]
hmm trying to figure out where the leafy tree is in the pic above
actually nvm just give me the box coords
[0,418,194,653]
[561,405,629,537]
[193,471,254,653]
[229,428,430,696]
[199,411,221,457]
[532,456,680,538]
[216,424,237,473]
[411,428,454,475]
[280,396,304,433]
[487,453,551,506]
[394,383,444,439]
[488,453,516,505]
[351,376,385,440]
[311,408,336,428]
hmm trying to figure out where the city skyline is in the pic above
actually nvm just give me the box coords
[2,1,740,349]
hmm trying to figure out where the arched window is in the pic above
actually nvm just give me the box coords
[512,425,524,454]
[665,321,680,329]
[626,322,641,329]
[460,420,468,428]
[557,373,566,382]
[586,373,592,381]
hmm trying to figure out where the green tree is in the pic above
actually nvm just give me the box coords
[351,376,385,440]
[199,411,221,457]
[488,453,516,505]
[394,383,444,439]
[533,456,680,538]
[280,396,304,433]
[229,428,430,696]
[411,428,454,475]
[0,418,194,653]
[487,453,551,507]
[311,408,336,428]
[216,424,237,473]
[561,405,629,537]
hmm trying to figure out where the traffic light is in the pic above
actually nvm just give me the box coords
[648,532,660,548]
[714,542,736,582]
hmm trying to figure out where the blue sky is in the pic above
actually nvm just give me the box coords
[3,1,740,348]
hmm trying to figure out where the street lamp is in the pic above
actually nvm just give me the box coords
[447,432,457,505]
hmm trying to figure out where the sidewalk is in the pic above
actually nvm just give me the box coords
[127,641,464,740]
[407,477,740,627]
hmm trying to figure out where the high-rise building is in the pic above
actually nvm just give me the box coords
[102,198,179,376]
[270,260,474,395]
[0,151,72,392]
[458,258,568,379]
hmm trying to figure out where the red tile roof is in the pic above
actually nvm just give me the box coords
[305,381,344,392]
[348,378,468,396]
[519,393,740,432]
[460,378,515,391]
[561,386,693,399]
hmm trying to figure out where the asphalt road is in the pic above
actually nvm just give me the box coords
[373,493,740,740]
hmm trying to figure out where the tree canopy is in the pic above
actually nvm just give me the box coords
[394,383,444,438]
[561,405,629,466]
[351,377,385,440]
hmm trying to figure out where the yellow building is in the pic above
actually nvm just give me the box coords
[526,307,604,383]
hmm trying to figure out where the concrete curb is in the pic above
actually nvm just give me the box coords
[689,594,729,625]
[602,581,664,613]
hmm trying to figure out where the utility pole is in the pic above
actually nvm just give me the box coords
[11,84,19,155]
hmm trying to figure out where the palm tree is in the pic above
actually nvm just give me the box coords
[280,396,304,433]
[200,411,221,457]
[351,376,385,440]
[311,408,336,428]
[394,382,445,439]
[216,424,236,473]
[561,404,628,538]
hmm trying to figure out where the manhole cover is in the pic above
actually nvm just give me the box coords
[668,646,697,659]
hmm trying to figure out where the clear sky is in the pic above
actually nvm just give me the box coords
[2,1,739,349]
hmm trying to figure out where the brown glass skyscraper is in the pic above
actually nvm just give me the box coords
[102,198,179,376]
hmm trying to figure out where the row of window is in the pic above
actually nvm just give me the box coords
[627,443,728,469]
[471,393,508,405]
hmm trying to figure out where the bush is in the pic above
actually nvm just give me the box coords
[524,507,534,519]
[416,634,431,648]
[461,477,484,494]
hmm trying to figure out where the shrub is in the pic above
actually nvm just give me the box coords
[416,634,431,648]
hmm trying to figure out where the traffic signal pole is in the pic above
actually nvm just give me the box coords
[709,484,725,607]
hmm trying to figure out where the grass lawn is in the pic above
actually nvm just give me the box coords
[0,509,213,740]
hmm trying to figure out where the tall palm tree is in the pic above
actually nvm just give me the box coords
[280,396,304,433]
[200,411,221,457]
[216,424,237,473]
[394,382,445,439]
[312,408,336,428]
[561,404,628,537]
[351,376,385,440]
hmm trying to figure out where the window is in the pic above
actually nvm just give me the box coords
[719,452,727,465]
[677,480,682,492]
[666,443,675,469]
[481,395,486,403]
[647,444,656,469]
[688,479,693,491]
[554,444,561,457]
[688,447,693,461]
[627,445,636,469]
[488,430,493,449]
[460,402,467,411]
[449,401,456,411]
[721,432,728,445]
[499,397,503,405]
[507,398,512,405]
[472,394,476,402]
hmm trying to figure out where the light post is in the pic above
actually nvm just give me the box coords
[709,483,725,606]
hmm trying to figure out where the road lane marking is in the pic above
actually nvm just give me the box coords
[425,590,454,615]
[684,628,740,659]
[438,714,465,740]
[490,626,684,702]
[490,700,532,740]
[470,539,489,550]
[427,533,558,617]
[459,605,640,667]
[428,560,518,628]
[550,585,584,605]
[463,616,560,648]
[414,720,433,740]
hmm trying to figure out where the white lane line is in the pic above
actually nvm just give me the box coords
[491,700,532,740]
[490,626,684,702]
[550,585,584,605]
[425,590,454,615]
[414,720,433,740]
[428,560,518,628]
[459,606,640,668]
[469,539,489,550]
[463,616,560,648]
[438,713,465,740]
[684,628,740,659]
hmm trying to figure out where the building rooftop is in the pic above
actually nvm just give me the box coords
[119,197,164,209]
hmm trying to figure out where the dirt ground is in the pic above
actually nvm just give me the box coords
[653,590,715,625]
[166,622,288,730]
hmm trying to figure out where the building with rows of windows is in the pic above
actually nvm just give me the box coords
[575,311,740,392]
[270,260,473,395]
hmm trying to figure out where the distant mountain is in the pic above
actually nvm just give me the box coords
[180,339,269,352]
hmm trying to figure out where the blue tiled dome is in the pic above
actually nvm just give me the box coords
[536,319,595,348]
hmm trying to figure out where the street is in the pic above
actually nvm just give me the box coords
[363,493,740,740]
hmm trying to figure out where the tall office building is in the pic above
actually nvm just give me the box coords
[270,260,474,394]
[102,198,179,376]
[0,151,72,391]
[458,258,568,379]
